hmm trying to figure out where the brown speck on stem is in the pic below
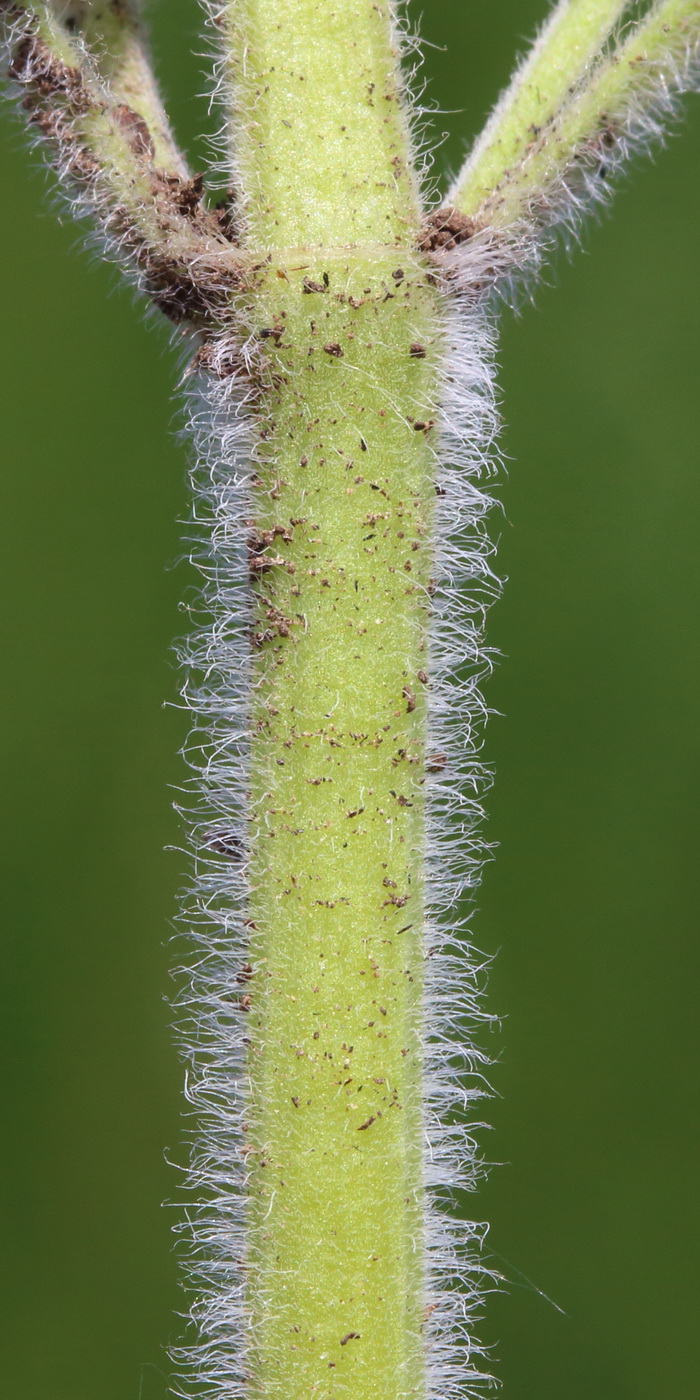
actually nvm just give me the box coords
[113,103,155,159]
[259,325,285,344]
[418,205,476,252]
[163,171,206,216]
[426,752,448,773]
[323,342,343,357]
[249,552,288,576]
[205,830,245,858]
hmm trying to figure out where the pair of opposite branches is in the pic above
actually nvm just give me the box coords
[2,2,698,319]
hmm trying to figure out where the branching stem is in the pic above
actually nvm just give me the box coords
[2,3,700,1398]
[50,0,189,174]
[190,4,451,1396]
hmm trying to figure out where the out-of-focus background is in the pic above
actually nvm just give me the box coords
[1,3,698,1396]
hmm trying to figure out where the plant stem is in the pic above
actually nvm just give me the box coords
[449,0,700,237]
[216,0,420,247]
[243,248,441,1400]
[194,3,451,1396]
[0,4,242,323]
[6,5,699,1397]
[51,0,188,174]
[498,0,700,221]
[452,0,630,218]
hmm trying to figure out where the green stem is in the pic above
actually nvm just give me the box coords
[1,3,242,320]
[449,0,700,234]
[5,2,700,1396]
[452,0,631,218]
[217,0,420,248]
[211,3,448,1395]
[17,5,175,217]
[50,0,188,174]
[244,246,441,1400]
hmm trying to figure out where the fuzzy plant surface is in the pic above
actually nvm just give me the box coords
[1,2,699,1398]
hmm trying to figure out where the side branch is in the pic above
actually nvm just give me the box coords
[1,3,246,324]
[499,0,700,227]
[51,0,188,176]
[469,0,700,230]
[452,0,632,220]
[422,0,700,279]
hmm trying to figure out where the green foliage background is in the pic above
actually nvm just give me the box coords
[1,3,698,1396]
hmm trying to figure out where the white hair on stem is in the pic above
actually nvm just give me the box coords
[420,278,503,1398]
[168,266,504,1397]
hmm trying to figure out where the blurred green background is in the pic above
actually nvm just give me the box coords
[1,3,698,1396]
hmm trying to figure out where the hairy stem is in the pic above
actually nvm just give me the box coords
[496,0,700,222]
[452,0,631,218]
[0,3,243,319]
[50,0,188,174]
[188,3,454,1397]
[448,0,700,236]
[4,3,700,1397]
[243,248,440,1400]
[214,0,421,247]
